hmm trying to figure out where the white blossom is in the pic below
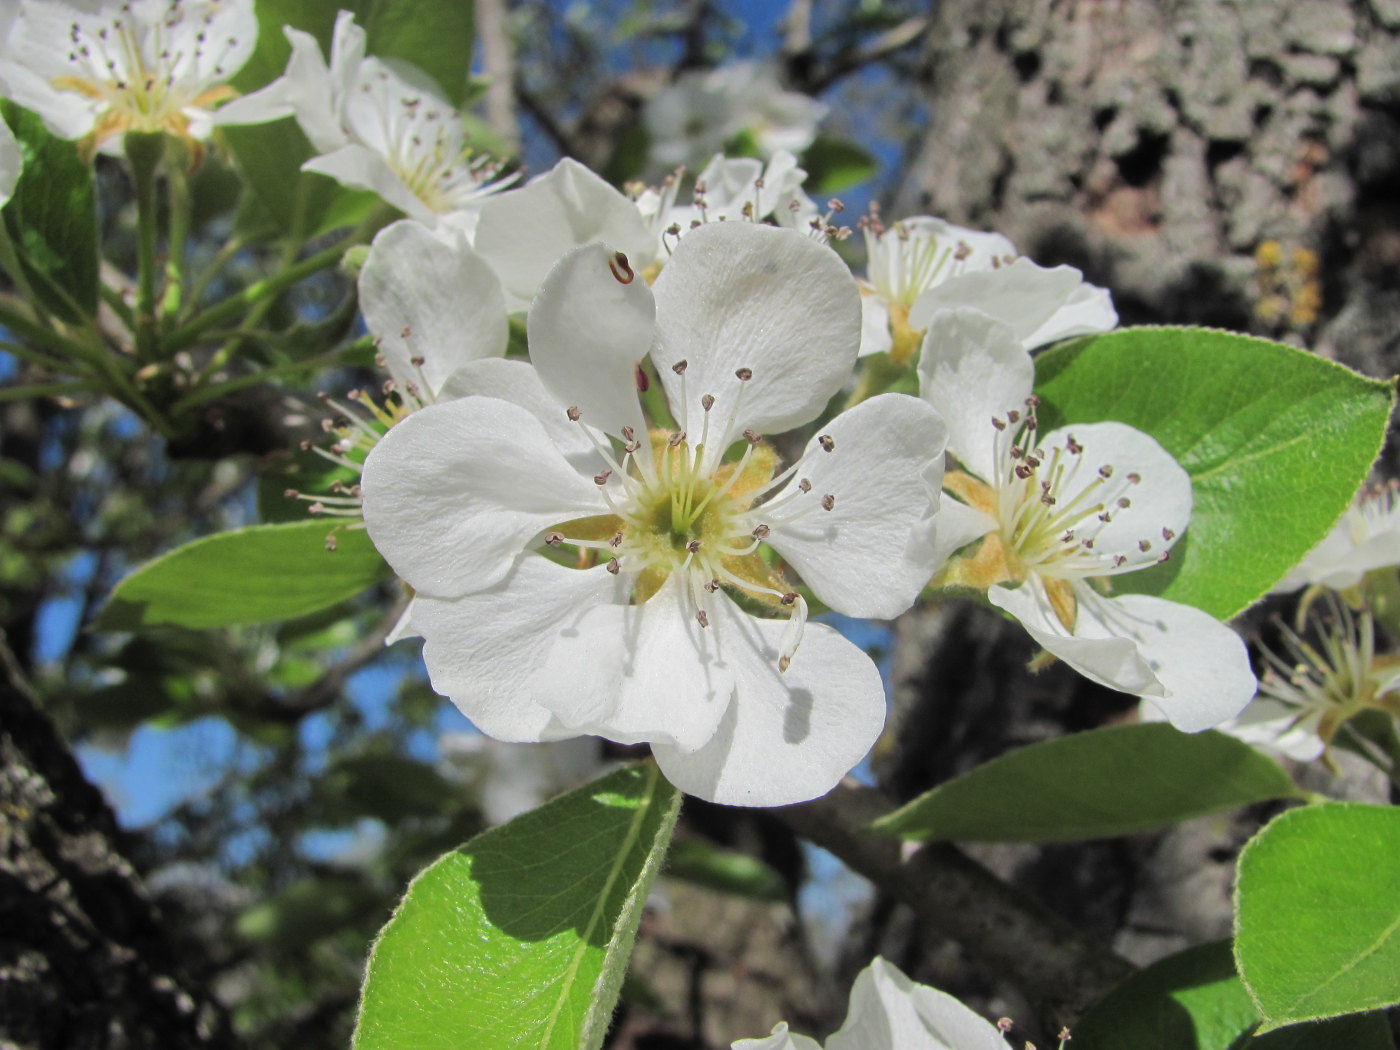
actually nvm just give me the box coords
[858,212,1116,364]
[0,0,259,156]
[1272,481,1400,593]
[918,308,1255,731]
[733,957,1007,1050]
[359,221,948,806]
[219,10,513,233]
[0,118,19,207]
[645,60,826,170]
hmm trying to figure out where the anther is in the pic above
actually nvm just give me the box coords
[686,540,701,553]
[696,610,709,628]
[821,494,836,511]
[607,558,621,574]
[818,434,835,452]
[735,367,753,381]
[609,532,623,547]
[992,417,1006,431]
[1015,465,1033,480]
[1099,465,1114,478]
[608,251,635,284]
[1157,550,1172,563]
[1025,394,1041,408]
[400,325,412,338]
[798,478,812,493]
[566,406,581,421]
[284,488,299,499]
[780,592,799,606]
[752,524,771,538]
[743,429,761,445]
[672,360,688,375]
[704,578,721,592]
[1139,540,1152,552]
[1066,435,1082,454]
[1127,472,1142,484]
[1010,445,1024,459]
[1117,497,1131,509]
[701,394,715,411]
[1162,527,1176,541]
[409,355,426,367]
[621,425,635,441]
[1113,555,1127,567]
[667,431,686,448]
[1008,409,1020,424]
[594,470,612,485]
[544,532,564,545]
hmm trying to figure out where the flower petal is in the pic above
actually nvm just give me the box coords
[473,157,657,304]
[532,575,736,753]
[436,358,599,468]
[1038,421,1192,572]
[989,578,1158,696]
[857,291,894,358]
[361,396,605,598]
[412,557,626,741]
[916,307,1032,480]
[1023,280,1117,347]
[827,958,1007,1050]
[359,220,507,396]
[302,143,433,221]
[1214,696,1327,762]
[651,604,885,806]
[909,257,1101,349]
[651,222,860,437]
[765,393,947,618]
[527,242,654,439]
[931,493,998,568]
[731,1024,823,1050]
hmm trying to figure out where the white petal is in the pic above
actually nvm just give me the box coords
[473,157,657,303]
[412,557,626,742]
[989,579,1158,696]
[526,242,654,439]
[533,575,736,753]
[909,257,1092,348]
[0,118,19,208]
[359,220,507,396]
[930,493,998,569]
[385,600,418,644]
[303,143,434,221]
[1089,592,1255,732]
[731,1023,823,1050]
[827,958,1006,1050]
[652,606,885,807]
[916,307,1032,480]
[1023,280,1118,348]
[858,292,894,358]
[360,396,605,598]
[765,394,947,618]
[1039,421,1192,572]
[651,222,861,437]
[436,358,599,468]
[1218,696,1326,762]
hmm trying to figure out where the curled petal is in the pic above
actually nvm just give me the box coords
[827,958,1008,1050]
[651,604,885,807]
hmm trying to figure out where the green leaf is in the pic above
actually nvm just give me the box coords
[873,724,1302,843]
[0,102,99,321]
[353,763,681,1050]
[98,521,390,630]
[1034,327,1395,620]
[1235,802,1400,1030]
[350,0,476,106]
[237,876,383,948]
[1073,941,1397,1050]
[801,134,880,195]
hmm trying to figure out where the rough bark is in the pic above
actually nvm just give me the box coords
[0,652,237,1050]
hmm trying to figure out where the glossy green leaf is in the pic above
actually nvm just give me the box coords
[98,521,389,630]
[802,134,879,194]
[1235,802,1400,1030]
[1034,327,1395,620]
[351,0,476,106]
[1,102,98,320]
[1074,941,1396,1050]
[353,763,680,1050]
[874,724,1301,843]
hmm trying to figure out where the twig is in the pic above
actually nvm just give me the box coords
[775,783,1136,1023]
[515,80,582,159]
[806,16,930,94]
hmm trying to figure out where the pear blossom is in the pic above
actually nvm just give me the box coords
[359,221,948,806]
[733,957,1007,1050]
[473,150,827,311]
[857,211,1117,363]
[1272,480,1400,594]
[1214,600,1400,762]
[0,0,259,156]
[918,308,1255,731]
[219,10,513,234]
[645,61,826,170]
[0,117,19,208]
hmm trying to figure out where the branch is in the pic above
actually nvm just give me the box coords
[515,80,584,160]
[476,0,521,155]
[801,16,930,95]
[775,783,1135,1023]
